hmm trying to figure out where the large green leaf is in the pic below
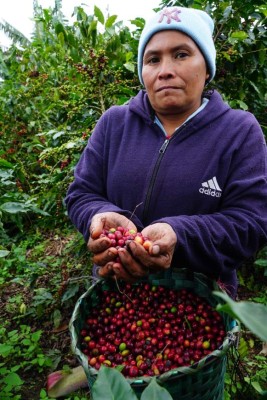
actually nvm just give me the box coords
[94,6,105,25]
[230,31,248,40]
[141,378,173,400]
[3,371,24,390]
[124,62,135,73]
[213,291,267,342]
[258,5,267,17]
[0,344,13,357]
[0,250,10,258]
[0,168,14,179]
[0,202,27,214]
[0,159,13,168]
[105,15,118,28]
[91,366,137,400]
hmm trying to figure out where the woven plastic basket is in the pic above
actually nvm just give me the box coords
[70,269,238,400]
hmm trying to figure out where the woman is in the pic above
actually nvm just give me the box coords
[65,7,267,298]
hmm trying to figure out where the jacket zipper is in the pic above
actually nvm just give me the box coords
[142,124,186,224]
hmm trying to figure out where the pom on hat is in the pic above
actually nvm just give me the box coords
[138,7,216,85]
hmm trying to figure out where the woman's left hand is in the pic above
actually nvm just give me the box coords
[117,222,177,277]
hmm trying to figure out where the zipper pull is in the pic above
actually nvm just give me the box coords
[159,139,169,153]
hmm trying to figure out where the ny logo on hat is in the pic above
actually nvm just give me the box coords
[158,8,181,24]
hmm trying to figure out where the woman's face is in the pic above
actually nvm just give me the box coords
[142,30,209,117]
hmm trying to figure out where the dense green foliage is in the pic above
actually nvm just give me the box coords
[0,0,142,242]
[0,0,266,399]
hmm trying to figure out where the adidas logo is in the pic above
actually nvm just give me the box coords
[199,176,222,197]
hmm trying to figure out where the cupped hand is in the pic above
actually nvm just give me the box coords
[87,211,137,267]
[88,218,177,283]
[125,222,177,274]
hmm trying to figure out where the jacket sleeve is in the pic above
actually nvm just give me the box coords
[157,117,267,280]
[64,113,142,242]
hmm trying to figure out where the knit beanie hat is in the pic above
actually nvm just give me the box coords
[138,7,216,85]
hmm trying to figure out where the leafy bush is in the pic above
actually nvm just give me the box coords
[0,325,53,399]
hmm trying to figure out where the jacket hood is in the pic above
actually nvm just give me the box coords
[128,90,155,124]
[128,89,230,131]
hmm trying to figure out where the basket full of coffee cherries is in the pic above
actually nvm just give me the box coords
[70,227,238,400]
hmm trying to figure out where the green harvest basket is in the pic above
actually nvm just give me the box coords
[70,269,238,400]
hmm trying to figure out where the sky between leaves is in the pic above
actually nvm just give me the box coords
[0,0,159,47]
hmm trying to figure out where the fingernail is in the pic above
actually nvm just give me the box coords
[113,267,120,275]
[152,245,160,255]
[128,241,136,249]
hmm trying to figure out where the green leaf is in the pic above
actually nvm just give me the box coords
[255,259,267,267]
[28,205,50,216]
[61,283,79,302]
[92,366,137,400]
[22,338,31,346]
[238,337,249,358]
[65,141,77,149]
[125,52,134,62]
[249,80,261,96]
[0,250,10,258]
[230,31,248,40]
[236,100,248,110]
[0,169,14,179]
[141,378,173,400]
[222,5,232,20]
[105,15,117,28]
[213,291,267,341]
[52,130,66,140]
[32,330,42,342]
[0,344,13,357]
[58,32,65,46]
[130,18,145,28]
[40,389,49,399]
[53,309,62,329]
[0,159,13,168]
[258,5,267,17]
[124,62,135,73]
[3,371,24,389]
[94,6,105,25]
[251,380,265,394]
[88,20,98,36]
[55,22,65,35]
[0,202,27,214]
[221,51,232,61]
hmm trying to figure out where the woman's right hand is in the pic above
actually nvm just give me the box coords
[87,212,137,274]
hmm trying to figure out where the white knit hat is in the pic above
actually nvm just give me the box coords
[138,7,216,85]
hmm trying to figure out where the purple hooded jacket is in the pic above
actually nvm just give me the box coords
[65,89,267,297]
